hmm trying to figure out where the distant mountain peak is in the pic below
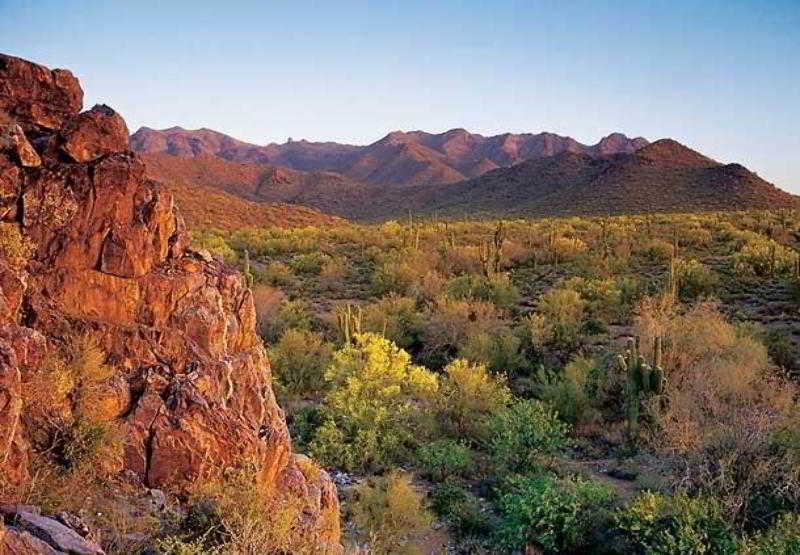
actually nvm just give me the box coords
[636,138,714,167]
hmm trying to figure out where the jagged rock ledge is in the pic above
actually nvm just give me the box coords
[0,53,341,553]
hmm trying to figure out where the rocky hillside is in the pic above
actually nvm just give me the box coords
[142,151,363,224]
[132,125,796,221]
[414,139,799,217]
[131,126,648,187]
[0,53,341,553]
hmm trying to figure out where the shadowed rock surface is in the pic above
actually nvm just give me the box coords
[0,53,341,554]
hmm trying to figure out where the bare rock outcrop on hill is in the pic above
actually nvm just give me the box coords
[0,53,341,554]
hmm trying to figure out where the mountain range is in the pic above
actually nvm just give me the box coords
[131,126,797,222]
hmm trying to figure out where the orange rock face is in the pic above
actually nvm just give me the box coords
[0,53,341,553]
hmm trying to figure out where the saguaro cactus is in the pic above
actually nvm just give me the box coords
[336,303,363,344]
[617,336,665,441]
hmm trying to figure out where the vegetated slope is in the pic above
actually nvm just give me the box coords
[415,139,799,217]
[141,151,370,219]
[134,129,796,221]
[165,181,343,230]
[131,126,648,187]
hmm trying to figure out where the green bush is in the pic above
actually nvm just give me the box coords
[350,471,432,553]
[288,251,328,274]
[430,479,494,538]
[437,358,512,440]
[457,331,524,374]
[362,294,424,349]
[615,491,737,554]
[487,400,570,474]
[733,235,796,277]
[60,418,116,471]
[417,439,473,481]
[742,513,800,554]
[446,273,520,311]
[536,287,586,346]
[269,329,333,398]
[673,258,718,300]
[309,333,438,471]
[495,474,616,553]
[536,356,594,425]
[261,261,294,286]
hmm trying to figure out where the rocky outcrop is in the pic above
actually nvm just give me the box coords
[0,53,341,553]
[1,506,103,555]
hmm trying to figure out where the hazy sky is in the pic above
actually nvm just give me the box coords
[3,0,799,190]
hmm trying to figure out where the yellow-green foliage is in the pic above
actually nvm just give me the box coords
[733,234,796,276]
[269,329,333,398]
[349,471,433,554]
[362,294,424,349]
[437,358,512,439]
[615,491,737,554]
[311,333,438,471]
[0,223,35,269]
[537,286,586,345]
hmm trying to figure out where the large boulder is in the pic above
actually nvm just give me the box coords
[60,104,129,163]
[0,506,104,555]
[0,53,341,553]
[0,54,82,131]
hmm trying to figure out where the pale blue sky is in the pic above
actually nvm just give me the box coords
[2,0,798,190]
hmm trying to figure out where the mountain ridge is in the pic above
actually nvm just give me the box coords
[131,126,649,186]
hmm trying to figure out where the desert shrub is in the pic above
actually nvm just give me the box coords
[537,355,594,426]
[371,248,435,296]
[182,466,322,554]
[637,238,675,263]
[288,251,328,274]
[765,329,798,371]
[548,235,588,262]
[733,236,796,277]
[417,439,473,481]
[442,245,484,275]
[259,298,313,343]
[422,297,508,368]
[152,537,207,555]
[495,474,616,553]
[446,273,520,310]
[457,331,524,374]
[269,329,333,398]
[487,400,570,474]
[563,277,622,323]
[287,405,324,453]
[615,491,737,554]
[252,285,286,340]
[310,333,438,471]
[59,418,117,470]
[741,513,800,554]
[410,269,447,301]
[319,256,348,291]
[437,358,512,440]
[349,471,433,554]
[0,223,35,269]
[536,287,586,346]
[636,302,799,524]
[261,260,294,286]
[362,294,424,349]
[431,479,494,538]
[673,257,718,299]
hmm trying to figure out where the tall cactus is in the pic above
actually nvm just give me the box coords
[617,336,665,442]
[336,303,363,344]
[243,249,254,288]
